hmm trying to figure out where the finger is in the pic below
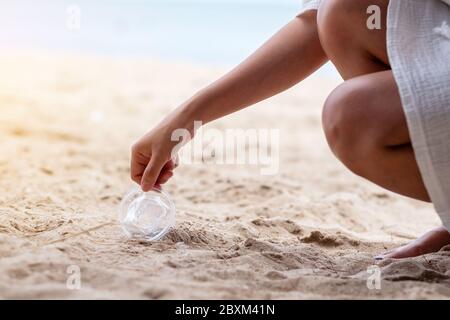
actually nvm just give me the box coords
[162,160,175,171]
[131,163,146,184]
[132,174,143,185]
[163,155,179,171]
[130,149,150,185]
[156,170,173,185]
[141,155,166,192]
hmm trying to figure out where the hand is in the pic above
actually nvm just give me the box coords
[130,122,183,192]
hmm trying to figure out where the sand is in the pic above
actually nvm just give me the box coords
[0,52,449,299]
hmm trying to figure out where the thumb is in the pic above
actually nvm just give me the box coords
[141,154,166,192]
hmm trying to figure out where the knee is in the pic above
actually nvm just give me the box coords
[322,82,358,160]
[322,81,379,175]
[317,0,356,46]
[317,0,375,53]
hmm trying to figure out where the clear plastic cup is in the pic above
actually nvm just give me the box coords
[118,187,176,241]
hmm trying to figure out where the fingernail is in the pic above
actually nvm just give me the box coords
[374,256,384,261]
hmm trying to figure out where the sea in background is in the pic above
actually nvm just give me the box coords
[0,0,338,77]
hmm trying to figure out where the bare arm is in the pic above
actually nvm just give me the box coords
[181,11,327,126]
[131,11,328,191]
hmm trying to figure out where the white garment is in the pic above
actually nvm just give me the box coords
[300,0,322,12]
[300,0,450,229]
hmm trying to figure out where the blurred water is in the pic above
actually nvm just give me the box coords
[0,0,337,76]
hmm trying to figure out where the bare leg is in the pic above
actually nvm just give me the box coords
[323,71,429,201]
[317,0,450,258]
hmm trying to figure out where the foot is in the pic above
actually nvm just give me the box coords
[375,227,450,260]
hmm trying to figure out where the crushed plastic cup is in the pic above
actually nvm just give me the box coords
[118,187,176,241]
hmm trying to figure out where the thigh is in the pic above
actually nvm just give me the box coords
[317,0,390,79]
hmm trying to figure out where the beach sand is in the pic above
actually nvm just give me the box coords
[0,53,449,299]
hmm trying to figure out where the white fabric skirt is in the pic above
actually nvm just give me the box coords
[301,0,450,229]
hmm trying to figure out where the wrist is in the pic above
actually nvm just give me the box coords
[176,89,210,134]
